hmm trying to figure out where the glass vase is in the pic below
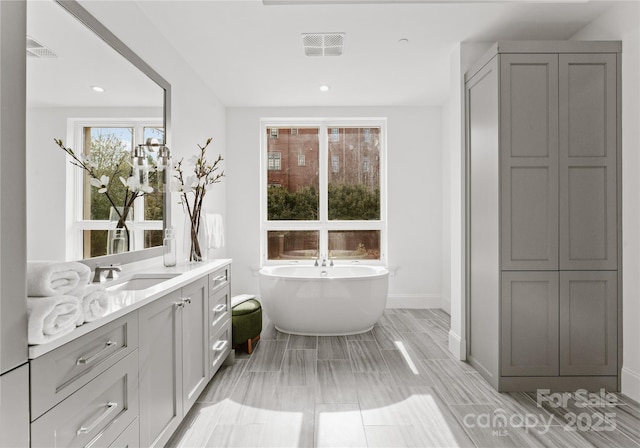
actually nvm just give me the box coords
[107,206,134,254]
[183,207,209,263]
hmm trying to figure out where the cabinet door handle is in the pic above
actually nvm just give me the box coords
[76,402,118,435]
[212,303,226,313]
[76,341,118,366]
[183,297,191,305]
[212,340,228,351]
[174,301,185,309]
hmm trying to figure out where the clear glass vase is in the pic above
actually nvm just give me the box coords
[183,207,208,263]
[107,206,134,254]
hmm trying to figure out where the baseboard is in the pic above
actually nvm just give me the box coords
[622,366,640,402]
[441,295,451,314]
[448,329,466,360]
[386,294,441,309]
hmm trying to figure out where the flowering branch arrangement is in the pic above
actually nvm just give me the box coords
[54,138,154,249]
[172,137,224,262]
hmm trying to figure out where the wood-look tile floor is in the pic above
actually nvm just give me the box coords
[167,309,640,448]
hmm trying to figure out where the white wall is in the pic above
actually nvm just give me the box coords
[226,106,443,305]
[73,1,228,262]
[570,1,640,402]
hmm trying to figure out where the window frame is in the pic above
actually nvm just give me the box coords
[260,118,387,266]
[66,118,164,260]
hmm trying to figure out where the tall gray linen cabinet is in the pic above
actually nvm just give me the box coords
[465,41,622,392]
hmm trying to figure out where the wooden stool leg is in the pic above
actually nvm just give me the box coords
[247,335,260,354]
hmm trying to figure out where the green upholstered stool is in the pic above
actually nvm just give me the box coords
[231,298,262,354]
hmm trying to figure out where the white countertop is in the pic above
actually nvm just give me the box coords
[28,258,232,359]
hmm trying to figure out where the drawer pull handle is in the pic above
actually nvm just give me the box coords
[77,402,118,435]
[212,340,228,351]
[212,304,226,313]
[213,275,226,283]
[76,341,118,365]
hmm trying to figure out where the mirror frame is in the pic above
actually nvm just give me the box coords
[56,0,172,266]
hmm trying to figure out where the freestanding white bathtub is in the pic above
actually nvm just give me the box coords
[258,265,389,336]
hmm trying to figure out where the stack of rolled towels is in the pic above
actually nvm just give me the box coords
[27,261,110,345]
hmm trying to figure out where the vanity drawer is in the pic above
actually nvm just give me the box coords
[31,350,139,448]
[209,265,230,295]
[109,417,139,448]
[209,285,230,332]
[30,312,139,420]
[210,318,231,377]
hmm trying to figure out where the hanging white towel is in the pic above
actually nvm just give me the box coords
[27,261,91,297]
[206,213,225,250]
[26,296,82,345]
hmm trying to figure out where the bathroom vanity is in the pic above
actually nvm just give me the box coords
[27,259,232,448]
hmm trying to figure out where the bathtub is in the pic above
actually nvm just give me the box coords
[258,265,389,336]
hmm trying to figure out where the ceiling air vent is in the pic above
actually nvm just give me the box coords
[26,36,57,58]
[302,33,345,57]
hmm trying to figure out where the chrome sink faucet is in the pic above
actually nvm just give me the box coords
[93,264,122,283]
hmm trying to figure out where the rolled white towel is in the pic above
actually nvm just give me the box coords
[70,284,110,324]
[27,296,81,345]
[27,261,91,297]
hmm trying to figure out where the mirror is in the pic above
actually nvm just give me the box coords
[26,0,170,264]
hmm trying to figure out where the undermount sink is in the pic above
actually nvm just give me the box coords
[107,273,181,291]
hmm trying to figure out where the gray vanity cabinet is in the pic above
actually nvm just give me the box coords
[180,278,209,413]
[138,276,208,448]
[138,289,183,448]
[466,41,621,392]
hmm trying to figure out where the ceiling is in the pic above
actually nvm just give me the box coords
[129,0,626,107]
[37,0,629,108]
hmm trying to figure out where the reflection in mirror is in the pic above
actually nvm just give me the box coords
[26,0,168,262]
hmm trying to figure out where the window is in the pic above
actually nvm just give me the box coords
[331,155,340,173]
[68,120,164,259]
[364,128,371,143]
[268,152,282,171]
[331,127,340,143]
[262,119,386,263]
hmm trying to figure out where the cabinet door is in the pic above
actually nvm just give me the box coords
[501,272,559,376]
[559,54,617,270]
[138,290,183,448]
[560,271,617,376]
[501,54,559,271]
[181,277,209,414]
[0,364,29,448]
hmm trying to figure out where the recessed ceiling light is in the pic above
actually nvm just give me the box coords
[91,85,105,93]
[319,85,330,92]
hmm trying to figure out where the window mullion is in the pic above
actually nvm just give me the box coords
[319,123,329,257]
